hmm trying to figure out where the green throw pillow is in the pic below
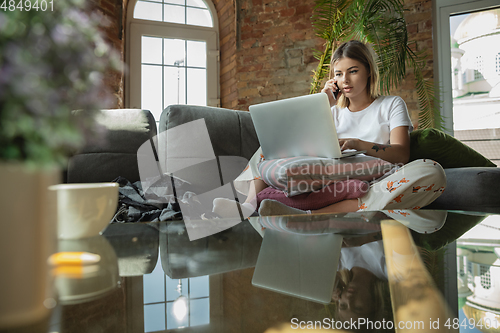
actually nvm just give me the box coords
[409,128,497,168]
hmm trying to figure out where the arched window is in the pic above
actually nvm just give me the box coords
[126,0,219,121]
[134,0,214,27]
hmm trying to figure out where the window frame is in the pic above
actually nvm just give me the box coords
[125,0,220,113]
[432,0,500,135]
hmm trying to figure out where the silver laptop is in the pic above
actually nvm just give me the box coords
[249,93,365,159]
[251,229,342,304]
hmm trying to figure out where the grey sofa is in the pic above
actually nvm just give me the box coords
[160,104,500,213]
[67,106,500,213]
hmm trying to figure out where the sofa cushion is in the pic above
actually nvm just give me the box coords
[409,128,496,168]
[256,179,369,210]
[424,167,500,213]
[159,105,260,164]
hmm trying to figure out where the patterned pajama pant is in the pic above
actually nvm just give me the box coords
[358,159,446,211]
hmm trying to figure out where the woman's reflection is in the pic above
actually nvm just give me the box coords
[333,268,389,322]
[329,232,393,331]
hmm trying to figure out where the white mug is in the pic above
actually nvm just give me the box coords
[49,183,119,239]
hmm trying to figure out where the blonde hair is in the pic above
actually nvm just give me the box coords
[329,40,380,109]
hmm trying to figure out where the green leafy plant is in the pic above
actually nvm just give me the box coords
[309,0,443,129]
[0,0,120,167]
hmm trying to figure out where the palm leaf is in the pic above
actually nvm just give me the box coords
[310,0,443,129]
[409,54,444,129]
[310,0,355,93]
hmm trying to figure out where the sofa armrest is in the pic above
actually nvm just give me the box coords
[424,167,500,213]
[67,109,157,183]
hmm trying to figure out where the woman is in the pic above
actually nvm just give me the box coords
[214,40,445,217]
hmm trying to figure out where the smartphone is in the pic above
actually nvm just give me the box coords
[333,82,340,100]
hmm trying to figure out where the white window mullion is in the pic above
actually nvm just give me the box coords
[127,22,218,119]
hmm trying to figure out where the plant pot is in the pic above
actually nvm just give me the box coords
[0,162,60,329]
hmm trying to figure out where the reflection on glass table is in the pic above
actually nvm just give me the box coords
[253,210,451,332]
[54,235,120,305]
[457,214,500,332]
[6,209,500,333]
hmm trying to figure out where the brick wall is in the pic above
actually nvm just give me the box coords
[211,0,434,123]
[95,0,434,126]
[228,0,324,111]
[90,0,126,108]
[401,0,434,128]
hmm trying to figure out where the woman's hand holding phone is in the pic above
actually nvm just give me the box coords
[321,79,340,107]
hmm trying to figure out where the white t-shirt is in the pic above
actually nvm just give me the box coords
[332,95,413,145]
[339,240,387,281]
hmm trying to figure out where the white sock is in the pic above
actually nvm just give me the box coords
[212,198,256,218]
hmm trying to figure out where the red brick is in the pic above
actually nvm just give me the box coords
[241,39,259,49]
[262,0,276,5]
[293,22,309,30]
[219,25,234,38]
[265,25,290,36]
[288,31,307,41]
[241,31,264,40]
[288,0,304,7]
[422,19,432,31]
[258,12,278,21]
[248,79,269,88]
[405,0,428,4]
[404,12,431,24]
[265,4,287,13]
[280,8,295,17]
[407,23,418,34]
[241,24,254,33]
[295,4,312,15]
[255,70,273,78]
[252,22,274,30]
[238,63,264,73]
[221,60,236,75]
[240,46,265,56]
[417,1,432,12]
[412,31,432,41]
[218,1,233,15]
[242,56,256,65]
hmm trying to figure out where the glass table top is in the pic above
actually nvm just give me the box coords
[3,209,500,333]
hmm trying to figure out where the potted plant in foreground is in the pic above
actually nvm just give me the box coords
[0,0,120,328]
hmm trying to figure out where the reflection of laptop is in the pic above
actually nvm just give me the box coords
[258,212,383,236]
[249,93,365,159]
[251,229,342,304]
